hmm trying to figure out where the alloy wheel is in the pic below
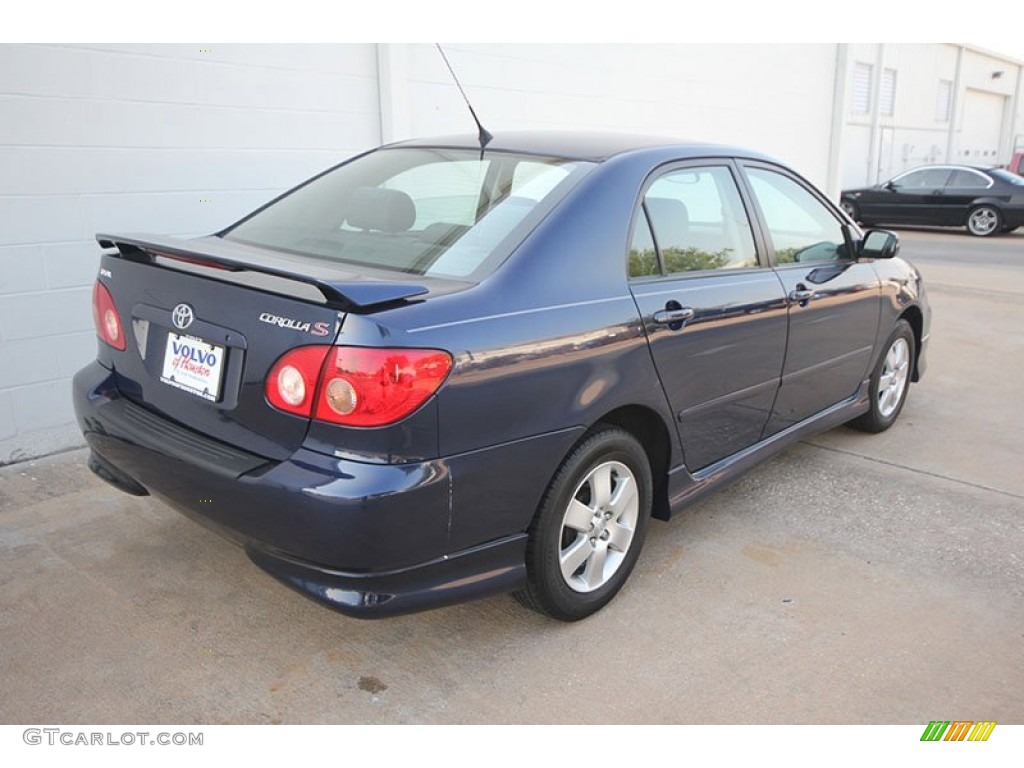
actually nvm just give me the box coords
[558,460,639,593]
[878,337,910,418]
[967,206,999,236]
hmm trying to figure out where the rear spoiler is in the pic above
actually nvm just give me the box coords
[96,233,429,312]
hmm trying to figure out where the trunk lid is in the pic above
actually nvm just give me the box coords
[95,233,433,460]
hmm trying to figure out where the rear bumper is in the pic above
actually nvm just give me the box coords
[1002,206,1024,229]
[246,536,525,618]
[72,362,531,617]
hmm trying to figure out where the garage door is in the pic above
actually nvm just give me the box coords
[957,89,1005,163]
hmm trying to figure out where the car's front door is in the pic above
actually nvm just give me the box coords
[859,167,952,224]
[628,162,787,471]
[740,164,882,435]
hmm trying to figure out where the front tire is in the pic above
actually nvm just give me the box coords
[515,427,652,621]
[849,320,915,433]
[966,205,1002,237]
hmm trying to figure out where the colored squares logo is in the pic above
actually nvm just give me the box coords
[920,721,996,741]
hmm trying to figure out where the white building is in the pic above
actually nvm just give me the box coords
[843,43,1024,187]
[1,43,1021,463]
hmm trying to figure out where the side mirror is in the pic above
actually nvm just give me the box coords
[883,180,896,191]
[860,229,900,260]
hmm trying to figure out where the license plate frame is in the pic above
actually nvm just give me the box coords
[160,332,226,402]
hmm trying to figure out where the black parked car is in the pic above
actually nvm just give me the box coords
[74,132,930,621]
[841,164,1024,237]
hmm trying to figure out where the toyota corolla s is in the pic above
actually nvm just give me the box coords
[73,132,930,621]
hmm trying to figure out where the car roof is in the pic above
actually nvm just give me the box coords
[897,164,997,174]
[387,130,773,163]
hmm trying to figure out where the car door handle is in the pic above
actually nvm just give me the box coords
[788,288,815,303]
[653,307,695,325]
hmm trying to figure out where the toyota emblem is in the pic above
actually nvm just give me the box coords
[172,303,195,330]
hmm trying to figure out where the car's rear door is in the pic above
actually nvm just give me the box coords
[940,168,995,224]
[739,163,881,435]
[628,161,787,472]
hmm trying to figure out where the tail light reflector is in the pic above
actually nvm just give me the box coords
[266,346,332,417]
[92,281,126,350]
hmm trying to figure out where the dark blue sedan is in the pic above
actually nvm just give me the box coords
[73,132,930,620]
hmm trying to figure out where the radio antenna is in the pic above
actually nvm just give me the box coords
[435,44,493,155]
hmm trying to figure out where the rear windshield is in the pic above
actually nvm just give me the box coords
[222,148,594,280]
[989,168,1024,186]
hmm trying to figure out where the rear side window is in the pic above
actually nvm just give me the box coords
[946,169,991,189]
[628,209,660,278]
[224,148,592,280]
[630,165,759,276]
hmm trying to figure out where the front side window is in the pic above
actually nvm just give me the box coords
[746,167,847,265]
[224,148,592,280]
[892,168,952,189]
[631,166,758,277]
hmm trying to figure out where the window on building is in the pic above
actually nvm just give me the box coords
[937,80,953,123]
[852,62,873,114]
[880,68,897,116]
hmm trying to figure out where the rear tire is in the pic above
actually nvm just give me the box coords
[848,320,915,433]
[966,205,1002,237]
[515,427,652,621]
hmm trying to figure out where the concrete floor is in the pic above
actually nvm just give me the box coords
[1,230,1021,724]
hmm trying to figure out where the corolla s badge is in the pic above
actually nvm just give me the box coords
[258,312,331,336]
[172,303,195,330]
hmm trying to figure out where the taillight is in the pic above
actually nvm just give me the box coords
[92,281,125,350]
[314,347,452,427]
[265,346,453,427]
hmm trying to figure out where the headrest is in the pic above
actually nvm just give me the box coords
[346,187,415,232]
[645,197,689,249]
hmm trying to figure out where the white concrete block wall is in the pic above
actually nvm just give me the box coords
[0,43,380,463]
